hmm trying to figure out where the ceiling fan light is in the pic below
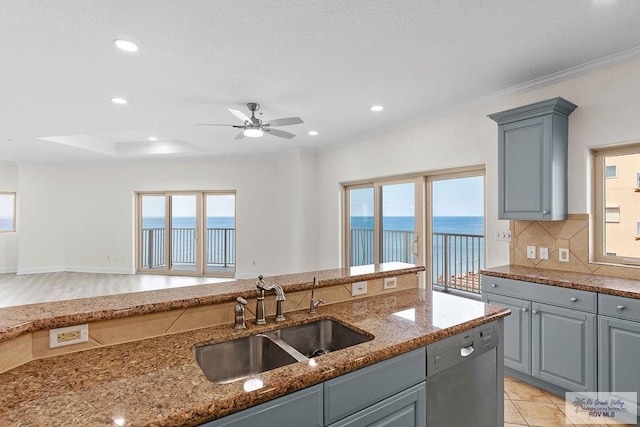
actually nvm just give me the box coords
[113,39,138,52]
[244,128,263,138]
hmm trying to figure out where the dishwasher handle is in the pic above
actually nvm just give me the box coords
[460,345,475,357]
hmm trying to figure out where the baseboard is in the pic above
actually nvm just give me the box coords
[65,266,136,275]
[0,267,17,274]
[16,266,135,275]
[16,266,65,275]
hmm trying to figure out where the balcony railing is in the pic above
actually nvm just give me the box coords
[141,227,235,270]
[432,232,484,294]
[351,229,485,294]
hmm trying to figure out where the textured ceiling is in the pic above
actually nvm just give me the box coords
[2,0,640,163]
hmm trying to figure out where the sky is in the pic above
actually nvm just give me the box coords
[350,176,484,217]
[432,176,484,217]
[0,194,14,217]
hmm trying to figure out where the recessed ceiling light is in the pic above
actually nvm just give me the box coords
[370,105,384,112]
[113,39,138,52]
[308,130,318,136]
[148,136,158,141]
[111,97,127,104]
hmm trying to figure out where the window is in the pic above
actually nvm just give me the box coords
[0,193,16,232]
[137,191,236,276]
[345,179,422,268]
[428,170,485,294]
[344,166,485,294]
[605,206,620,223]
[593,145,640,265]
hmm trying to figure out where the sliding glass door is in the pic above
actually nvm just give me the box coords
[346,179,422,268]
[428,171,484,293]
[137,191,236,276]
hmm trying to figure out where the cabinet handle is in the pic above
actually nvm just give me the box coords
[491,283,497,288]
[617,305,625,310]
[570,297,578,302]
[532,310,539,314]
[521,307,528,312]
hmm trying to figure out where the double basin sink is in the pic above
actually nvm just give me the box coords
[194,319,373,383]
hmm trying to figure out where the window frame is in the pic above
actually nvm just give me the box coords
[0,192,16,233]
[593,144,640,266]
[343,176,424,269]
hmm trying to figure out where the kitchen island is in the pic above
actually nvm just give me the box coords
[0,265,509,426]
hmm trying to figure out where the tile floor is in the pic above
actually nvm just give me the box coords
[504,376,633,427]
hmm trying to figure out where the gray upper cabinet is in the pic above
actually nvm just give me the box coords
[489,97,577,220]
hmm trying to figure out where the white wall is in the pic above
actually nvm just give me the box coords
[0,162,19,272]
[17,165,66,273]
[14,149,318,277]
[4,59,640,276]
[315,59,640,270]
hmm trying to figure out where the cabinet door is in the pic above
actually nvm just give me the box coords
[203,384,323,427]
[531,303,596,392]
[598,316,640,408]
[498,115,551,220]
[484,293,531,374]
[328,382,425,427]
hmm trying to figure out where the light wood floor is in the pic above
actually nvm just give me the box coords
[0,272,231,308]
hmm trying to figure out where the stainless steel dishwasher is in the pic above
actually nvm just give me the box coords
[426,321,501,427]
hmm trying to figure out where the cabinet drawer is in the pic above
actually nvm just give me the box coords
[599,294,640,322]
[324,347,426,425]
[482,276,596,313]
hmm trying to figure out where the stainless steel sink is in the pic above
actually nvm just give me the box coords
[194,334,298,383]
[271,319,373,358]
[194,319,373,383]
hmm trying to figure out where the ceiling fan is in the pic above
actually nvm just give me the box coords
[198,103,303,140]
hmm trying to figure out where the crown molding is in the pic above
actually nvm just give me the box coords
[497,45,640,97]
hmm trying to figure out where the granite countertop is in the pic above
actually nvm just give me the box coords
[481,265,640,299]
[0,263,423,344]
[0,287,509,426]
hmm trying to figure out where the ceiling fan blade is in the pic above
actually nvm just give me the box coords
[265,128,296,139]
[196,123,238,127]
[228,108,252,124]
[265,117,304,127]
[234,131,246,140]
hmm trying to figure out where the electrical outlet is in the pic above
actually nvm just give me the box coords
[49,324,89,348]
[527,246,536,259]
[352,281,368,296]
[383,277,397,289]
[495,230,512,242]
[539,247,549,260]
[559,248,570,262]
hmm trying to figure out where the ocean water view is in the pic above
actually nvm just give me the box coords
[350,216,484,235]
[143,217,235,229]
[0,217,14,230]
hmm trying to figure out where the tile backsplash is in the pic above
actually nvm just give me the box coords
[510,214,639,280]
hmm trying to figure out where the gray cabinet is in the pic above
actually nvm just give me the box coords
[328,382,426,427]
[489,97,577,220]
[482,275,597,392]
[484,293,530,374]
[203,383,323,427]
[204,348,426,427]
[598,316,640,398]
[598,293,640,416]
[531,302,596,392]
[324,347,425,425]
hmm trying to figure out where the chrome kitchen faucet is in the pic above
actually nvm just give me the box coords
[255,275,286,324]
